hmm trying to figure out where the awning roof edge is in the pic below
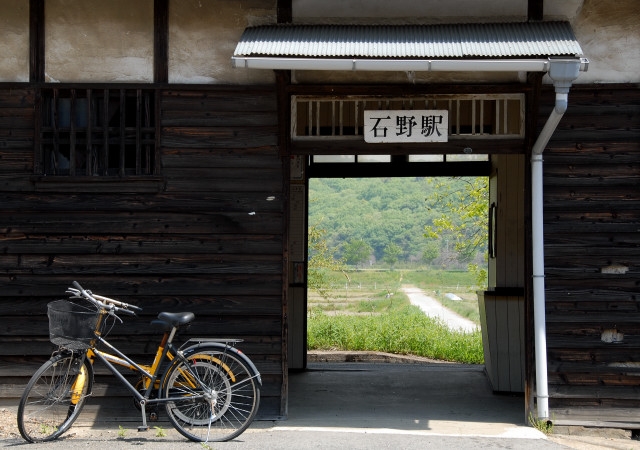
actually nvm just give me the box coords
[232,56,589,72]
[232,21,588,73]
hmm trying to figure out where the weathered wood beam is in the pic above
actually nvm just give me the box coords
[154,0,169,83]
[277,0,292,23]
[29,0,45,83]
[528,0,544,21]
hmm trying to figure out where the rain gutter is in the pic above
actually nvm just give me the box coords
[531,58,584,420]
[231,56,589,73]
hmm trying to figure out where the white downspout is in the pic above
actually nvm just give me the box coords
[531,59,583,420]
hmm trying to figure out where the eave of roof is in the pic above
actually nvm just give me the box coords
[232,21,587,72]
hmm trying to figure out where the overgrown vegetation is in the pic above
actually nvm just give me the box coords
[307,269,484,364]
[528,412,554,435]
[308,305,483,364]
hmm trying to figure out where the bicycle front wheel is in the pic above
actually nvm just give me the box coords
[17,352,93,443]
[161,347,260,442]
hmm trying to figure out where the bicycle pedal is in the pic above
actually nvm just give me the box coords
[137,426,149,432]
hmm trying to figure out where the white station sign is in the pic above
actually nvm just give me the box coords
[364,110,448,143]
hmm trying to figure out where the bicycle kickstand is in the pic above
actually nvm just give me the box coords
[137,399,150,432]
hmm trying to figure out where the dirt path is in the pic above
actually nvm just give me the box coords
[401,285,478,333]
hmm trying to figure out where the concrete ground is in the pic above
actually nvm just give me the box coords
[2,354,639,449]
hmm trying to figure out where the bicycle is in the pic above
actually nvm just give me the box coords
[17,281,261,443]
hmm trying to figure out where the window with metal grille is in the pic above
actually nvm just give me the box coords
[38,88,158,177]
[292,94,524,140]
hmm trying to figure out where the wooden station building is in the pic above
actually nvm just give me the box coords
[0,0,638,428]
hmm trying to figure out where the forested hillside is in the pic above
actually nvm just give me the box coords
[308,177,487,268]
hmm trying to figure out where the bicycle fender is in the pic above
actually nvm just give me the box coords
[182,342,262,386]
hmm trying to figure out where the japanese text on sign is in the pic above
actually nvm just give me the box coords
[364,110,448,143]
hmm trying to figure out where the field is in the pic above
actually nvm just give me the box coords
[308,269,481,323]
[307,269,485,364]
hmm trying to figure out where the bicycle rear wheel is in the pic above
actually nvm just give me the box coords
[17,352,93,443]
[161,346,260,442]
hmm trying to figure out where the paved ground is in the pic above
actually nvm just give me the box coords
[4,358,639,449]
[401,285,478,332]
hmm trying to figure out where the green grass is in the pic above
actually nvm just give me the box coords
[307,268,485,364]
[308,305,484,364]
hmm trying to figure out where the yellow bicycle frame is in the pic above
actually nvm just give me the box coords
[71,345,236,401]
[68,304,237,406]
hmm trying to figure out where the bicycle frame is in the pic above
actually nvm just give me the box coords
[71,309,233,431]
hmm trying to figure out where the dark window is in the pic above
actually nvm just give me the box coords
[39,88,158,176]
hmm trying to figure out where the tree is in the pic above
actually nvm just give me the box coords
[424,177,488,284]
[342,239,373,268]
[382,243,403,267]
[308,223,345,297]
[421,240,440,265]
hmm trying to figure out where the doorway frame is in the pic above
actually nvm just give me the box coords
[280,75,542,420]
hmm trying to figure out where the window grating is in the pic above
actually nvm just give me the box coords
[38,88,158,176]
[292,94,524,140]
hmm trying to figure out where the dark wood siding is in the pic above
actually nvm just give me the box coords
[0,85,285,418]
[543,84,640,426]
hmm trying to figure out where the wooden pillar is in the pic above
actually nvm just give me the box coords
[154,0,169,83]
[29,0,45,83]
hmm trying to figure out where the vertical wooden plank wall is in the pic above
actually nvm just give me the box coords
[543,84,640,426]
[0,85,285,419]
[490,154,525,288]
[483,154,525,393]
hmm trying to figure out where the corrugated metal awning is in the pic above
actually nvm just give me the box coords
[232,21,588,72]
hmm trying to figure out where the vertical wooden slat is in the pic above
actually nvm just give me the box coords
[154,90,161,175]
[136,89,141,175]
[144,91,151,174]
[528,0,543,21]
[504,99,509,136]
[307,100,312,137]
[354,100,359,136]
[29,0,45,83]
[472,99,476,135]
[331,100,335,136]
[507,296,524,391]
[52,89,60,173]
[277,0,292,23]
[154,0,169,83]
[86,89,93,175]
[34,89,43,174]
[119,89,125,176]
[69,90,76,175]
[275,70,291,156]
[103,89,109,175]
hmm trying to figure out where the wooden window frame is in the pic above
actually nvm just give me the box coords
[33,86,164,192]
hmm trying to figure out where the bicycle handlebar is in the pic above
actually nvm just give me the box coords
[68,281,141,316]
